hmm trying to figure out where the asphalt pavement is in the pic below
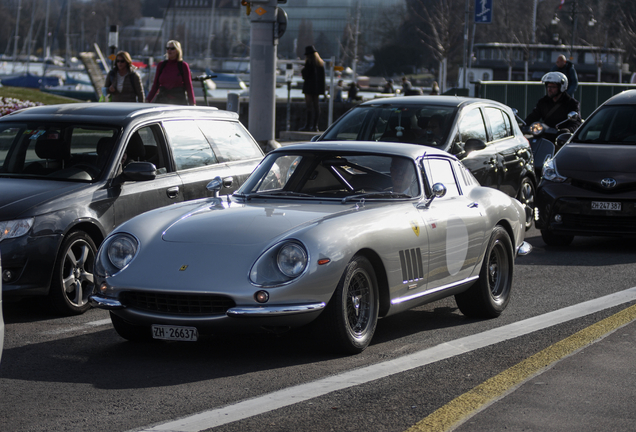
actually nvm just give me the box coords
[450,310,636,432]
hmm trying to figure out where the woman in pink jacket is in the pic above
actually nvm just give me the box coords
[147,40,195,105]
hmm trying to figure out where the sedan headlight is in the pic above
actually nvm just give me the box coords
[542,158,567,183]
[250,240,308,286]
[0,218,34,242]
[96,233,139,277]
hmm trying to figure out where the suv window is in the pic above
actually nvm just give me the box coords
[196,120,262,162]
[163,120,218,170]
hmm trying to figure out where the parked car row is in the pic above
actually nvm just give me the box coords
[3,89,632,353]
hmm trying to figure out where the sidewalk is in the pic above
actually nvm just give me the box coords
[454,318,636,431]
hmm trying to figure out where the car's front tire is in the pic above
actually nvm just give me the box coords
[517,177,536,231]
[320,255,379,354]
[541,229,574,246]
[49,231,96,315]
[455,226,513,318]
[110,312,154,342]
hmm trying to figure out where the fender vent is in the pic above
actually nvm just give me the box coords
[399,248,424,283]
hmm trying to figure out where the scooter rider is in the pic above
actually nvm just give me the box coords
[525,72,582,133]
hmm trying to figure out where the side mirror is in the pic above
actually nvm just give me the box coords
[464,138,487,153]
[122,161,156,181]
[206,176,223,197]
[417,182,447,209]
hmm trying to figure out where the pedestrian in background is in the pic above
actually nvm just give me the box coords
[299,45,325,131]
[333,79,344,102]
[551,55,578,97]
[430,81,440,95]
[382,79,395,94]
[104,51,145,102]
[401,76,412,95]
[147,40,196,105]
[347,81,361,102]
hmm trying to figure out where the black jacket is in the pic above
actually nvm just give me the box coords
[525,92,581,132]
[301,62,326,95]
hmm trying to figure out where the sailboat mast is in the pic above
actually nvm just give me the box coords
[12,0,23,73]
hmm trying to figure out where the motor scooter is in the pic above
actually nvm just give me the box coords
[515,111,579,179]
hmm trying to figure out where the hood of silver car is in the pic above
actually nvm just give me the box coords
[161,201,352,245]
[557,143,636,182]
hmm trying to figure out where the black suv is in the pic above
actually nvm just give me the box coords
[318,96,537,230]
[0,103,263,314]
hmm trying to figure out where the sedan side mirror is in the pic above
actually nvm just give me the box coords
[464,138,487,153]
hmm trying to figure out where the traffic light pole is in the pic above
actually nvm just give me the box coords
[246,1,280,152]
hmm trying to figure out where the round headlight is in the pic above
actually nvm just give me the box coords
[277,243,308,278]
[107,234,138,270]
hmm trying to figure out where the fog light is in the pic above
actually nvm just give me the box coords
[554,214,562,223]
[2,269,13,282]
[254,290,269,303]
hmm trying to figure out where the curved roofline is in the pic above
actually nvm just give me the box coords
[273,141,452,159]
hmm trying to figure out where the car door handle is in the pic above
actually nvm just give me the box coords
[468,202,479,208]
[166,186,180,199]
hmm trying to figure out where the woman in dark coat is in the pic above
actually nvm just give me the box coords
[300,45,326,131]
[104,51,145,102]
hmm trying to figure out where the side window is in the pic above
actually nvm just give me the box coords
[424,158,460,198]
[484,107,511,141]
[163,120,218,171]
[196,120,263,162]
[133,125,168,174]
[459,108,487,143]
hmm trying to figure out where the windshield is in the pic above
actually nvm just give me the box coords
[320,105,456,147]
[0,122,120,181]
[237,151,421,201]
[574,105,636,144]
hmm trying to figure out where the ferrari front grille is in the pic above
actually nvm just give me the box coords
[120,291,236,316]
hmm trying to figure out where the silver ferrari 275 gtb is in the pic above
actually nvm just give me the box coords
[90,141,531,354]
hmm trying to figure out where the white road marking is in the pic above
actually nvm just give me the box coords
[132,286,636,432]
[40,318,111,336]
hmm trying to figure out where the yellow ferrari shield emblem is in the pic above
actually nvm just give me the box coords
[410,221,420,237]
[179,265,188,271]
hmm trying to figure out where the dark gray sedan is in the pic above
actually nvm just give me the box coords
[317,96,537,230]
[0,103,263,315]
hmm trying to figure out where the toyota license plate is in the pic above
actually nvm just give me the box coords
[591,201,621,211]
[152,325,198,341]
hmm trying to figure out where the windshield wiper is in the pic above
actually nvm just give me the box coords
[341,191,412,203]
[249,191,315,198]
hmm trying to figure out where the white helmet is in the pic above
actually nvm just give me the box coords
[541,72,568,93]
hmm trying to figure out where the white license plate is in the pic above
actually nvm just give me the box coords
[151,324,198,341]
[591,201,621,211]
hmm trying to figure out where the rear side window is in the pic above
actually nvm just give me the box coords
[196,120,263,162]
[459,109,487,143]
[484,107,512,141]
[163,120,218,170]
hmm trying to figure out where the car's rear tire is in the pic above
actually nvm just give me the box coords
[49,231,96,316]
[110,312,154,342]
[320,255,379,354]
[541,229,574,246]
[517,177,536,231]
[455,226,513,318]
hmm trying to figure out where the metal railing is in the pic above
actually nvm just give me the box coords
[475,81,636,119]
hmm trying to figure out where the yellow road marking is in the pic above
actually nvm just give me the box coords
[405,303,636,432]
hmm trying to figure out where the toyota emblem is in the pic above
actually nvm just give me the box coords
[600,178,617,188]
